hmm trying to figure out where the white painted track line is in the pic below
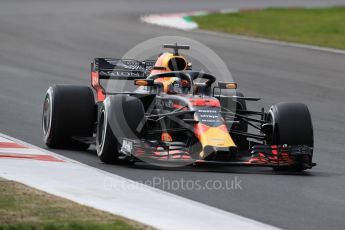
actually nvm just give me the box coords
[0,133,279,230]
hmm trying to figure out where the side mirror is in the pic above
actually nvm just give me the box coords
[134,79,154,86]
[218,82,237,89]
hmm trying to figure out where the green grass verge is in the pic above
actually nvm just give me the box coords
[0,180,153,230]
[191,7,345,50]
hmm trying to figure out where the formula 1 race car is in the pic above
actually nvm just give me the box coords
[42,44,316,171]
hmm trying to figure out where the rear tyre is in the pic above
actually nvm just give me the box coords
[267,102,313,171]
[42,85,95,149]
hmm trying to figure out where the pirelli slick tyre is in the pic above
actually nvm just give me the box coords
[42,85,95,149]
[267,102,314,171]
[96,103,120,164]
[96,94,145,164]
[267,102,313,146]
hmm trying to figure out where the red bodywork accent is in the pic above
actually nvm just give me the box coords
[249,145,294,165]
[153,150,191,160]
[194,123,209,139]
[189,98,220,107]
[91,71,105,102]
[173,103,187,110]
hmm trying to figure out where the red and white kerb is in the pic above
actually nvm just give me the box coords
[0,136,64,162]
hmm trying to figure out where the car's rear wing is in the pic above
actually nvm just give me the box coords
[91,58,155,101]
[92,58,155,79]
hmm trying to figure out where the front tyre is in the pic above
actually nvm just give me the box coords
[96,95,145,164]
[96,103,120,164]
[267,102,314,171]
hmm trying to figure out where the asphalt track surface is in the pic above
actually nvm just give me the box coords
[1,1,345,229]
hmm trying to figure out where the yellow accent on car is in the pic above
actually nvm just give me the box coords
[161,53,187,71]
[199,127,236,147]
[198,126,236,158]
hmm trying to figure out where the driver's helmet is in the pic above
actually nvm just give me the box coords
[154,77,183,94]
